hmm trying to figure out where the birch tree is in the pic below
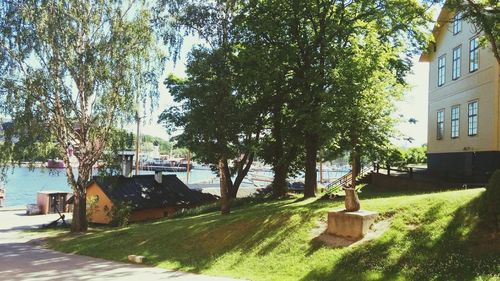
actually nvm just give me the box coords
[0,0,164,231]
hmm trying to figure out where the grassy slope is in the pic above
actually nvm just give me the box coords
[46,188,500,281]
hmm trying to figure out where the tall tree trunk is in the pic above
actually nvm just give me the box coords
[70,164,91,232]
[304,131,318,198]
[351,150,358,189]
[231,152,254,199]
[71,188,87,232]
[355,150,361,176]
[219,157,231,215]
[272,162,288,197]
[345,149,361,212]
[271,101,288,197]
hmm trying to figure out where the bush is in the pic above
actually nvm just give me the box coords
[106,201,132,227]
[480,170,500,231]
[86,195,100,222]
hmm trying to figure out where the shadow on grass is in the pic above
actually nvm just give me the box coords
[47,198,321,273]
[301,195,500,281]
[45,189,498,280]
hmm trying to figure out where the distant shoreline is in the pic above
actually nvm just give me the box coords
[2,162,46,168]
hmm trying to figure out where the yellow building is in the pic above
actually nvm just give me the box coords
[86,173,218,224]
[420,7,500,180]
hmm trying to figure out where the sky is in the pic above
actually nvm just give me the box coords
[134,44,431,148]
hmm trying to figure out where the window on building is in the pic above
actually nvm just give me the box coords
[452,46,461,80]
[468,101,478,136]
[451,106,460,138]
[453,13,462,35]
[469,37,479,72]
[437,110,444,140]
[438,55,446,86]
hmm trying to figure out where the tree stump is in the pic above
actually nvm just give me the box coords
[344,188,360,212]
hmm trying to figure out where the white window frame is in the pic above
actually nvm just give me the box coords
[437,109,445,140]
[451,105,460,138]
[438,55,446,86]
[468,100,478,136]
[469,37,479,72]
[452,46,461,80]
[453,13,462,35]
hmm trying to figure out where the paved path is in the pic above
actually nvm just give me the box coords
[0,210,242,281]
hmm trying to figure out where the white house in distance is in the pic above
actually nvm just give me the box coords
[420,7,499,180]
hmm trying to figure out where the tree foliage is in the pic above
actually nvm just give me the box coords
[234,0,431,197]
[0,0,164,231]
[157,0,262,214]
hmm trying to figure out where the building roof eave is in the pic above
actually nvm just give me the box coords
[419,7,452,63]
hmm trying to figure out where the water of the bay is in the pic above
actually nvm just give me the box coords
[0,166,348,207]
[0,167,217,207]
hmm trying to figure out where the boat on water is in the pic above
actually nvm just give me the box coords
[0,186,5,207]
[46,159,65,169]
[141,157,194,172]
[46,156,82,169]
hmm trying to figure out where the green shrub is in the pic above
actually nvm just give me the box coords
[86,195,100,222]
[480,170,500,231]
[107,201,132,227]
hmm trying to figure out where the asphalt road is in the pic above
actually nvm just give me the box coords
[0,209,242,281]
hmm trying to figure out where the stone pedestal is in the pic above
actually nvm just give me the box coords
[128,255,146,264]
[327,210,378,240]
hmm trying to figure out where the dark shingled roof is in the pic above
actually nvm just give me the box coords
[91,174,218,210]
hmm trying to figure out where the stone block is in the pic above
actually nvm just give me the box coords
[327,210,378,240]
[128,255,146,264]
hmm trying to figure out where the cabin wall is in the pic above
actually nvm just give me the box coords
[86,183,114,224]
[36,192,71,215]
[129,207,177,222]
[36,193,49,215]
[86,183,178,224]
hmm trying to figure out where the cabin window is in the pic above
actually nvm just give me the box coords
[469,37,479,72]
[452,46,461,80]
[451,106,460,138]
[468,101,478,136]
[437,109,444,140]
[438,55,446,86]
[453,13,462,35]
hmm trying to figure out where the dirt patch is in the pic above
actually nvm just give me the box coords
[310,218,391,248]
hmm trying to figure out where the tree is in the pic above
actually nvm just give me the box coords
[239,0,431,198]
[161,51,261,214]
[332,22,410,193]
[235,3,303,197]
[157,0,262,214]
[0,0,163,231]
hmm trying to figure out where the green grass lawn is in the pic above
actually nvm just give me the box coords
[45,187,500,281]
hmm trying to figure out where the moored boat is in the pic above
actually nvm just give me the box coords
[0,186,5,207]
[141,157,194,172]
[46,159,65,169]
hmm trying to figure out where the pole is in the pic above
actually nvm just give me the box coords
[135,112,140,176]
[319,160,323,183]
[186,151,191,184]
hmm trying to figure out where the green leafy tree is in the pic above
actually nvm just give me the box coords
[237,0,431,198]
[331,22,411,191]
[0,1,164,231]
[234,4,304,197]
[161,50,262,214]
[157,0,262,214]
[405,145,428,164]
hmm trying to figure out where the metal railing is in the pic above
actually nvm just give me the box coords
[373,163,416,179]
[326,165,372,190]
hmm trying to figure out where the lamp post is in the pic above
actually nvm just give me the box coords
[134,112,148,175]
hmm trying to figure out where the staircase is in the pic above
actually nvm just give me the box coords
[326,166,372,191]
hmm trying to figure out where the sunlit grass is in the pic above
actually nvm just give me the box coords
[45,188,500,281]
